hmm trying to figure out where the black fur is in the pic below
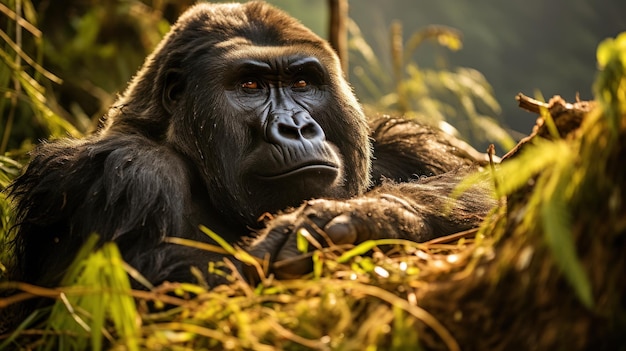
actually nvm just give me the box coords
[7,2,495,290]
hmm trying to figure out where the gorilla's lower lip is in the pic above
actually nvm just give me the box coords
[258,163,339,180]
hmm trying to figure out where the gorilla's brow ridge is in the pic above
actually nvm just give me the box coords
[230,57,325,77]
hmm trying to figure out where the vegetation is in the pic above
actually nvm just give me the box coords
[348,19,515,151]
[1,1,625,350]
[348,0,626,137]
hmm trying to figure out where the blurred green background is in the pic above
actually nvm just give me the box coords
[347,0,625,135]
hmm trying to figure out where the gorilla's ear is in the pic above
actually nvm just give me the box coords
[162,69,185,114]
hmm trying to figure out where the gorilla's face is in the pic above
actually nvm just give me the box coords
[136,2,371,226]
[224,53,345,210]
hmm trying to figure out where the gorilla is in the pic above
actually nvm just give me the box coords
[7,1,495,288]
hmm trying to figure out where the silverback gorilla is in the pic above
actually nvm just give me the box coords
[8,2,495,288]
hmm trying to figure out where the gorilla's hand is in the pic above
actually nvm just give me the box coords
[245,174,494,281]
[246,194,438,280]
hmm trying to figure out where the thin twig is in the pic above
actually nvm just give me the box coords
[424,227,479,245]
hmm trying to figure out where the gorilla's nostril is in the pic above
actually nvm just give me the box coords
[300,123,322,139]
[278,123,300,140]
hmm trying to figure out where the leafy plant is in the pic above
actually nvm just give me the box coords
[348,19,515,151]
[0,0,81,153]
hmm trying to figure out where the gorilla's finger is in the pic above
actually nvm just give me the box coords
[323,214,358,245]
[273,255,314,280]
[247,227,292,261]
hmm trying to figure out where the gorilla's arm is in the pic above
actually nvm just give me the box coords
[246,120,496,279]
[8,134,224,287]
[369,116,490,184]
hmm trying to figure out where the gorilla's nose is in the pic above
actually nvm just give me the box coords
[266,110,325,145]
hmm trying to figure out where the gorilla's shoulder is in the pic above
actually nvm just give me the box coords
[8,134,191,232]
[16,134,188,185]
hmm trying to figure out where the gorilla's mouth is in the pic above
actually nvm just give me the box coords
[258,162,339,180]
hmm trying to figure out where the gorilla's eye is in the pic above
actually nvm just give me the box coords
[293,79,308,88]
[241,80,259,90]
